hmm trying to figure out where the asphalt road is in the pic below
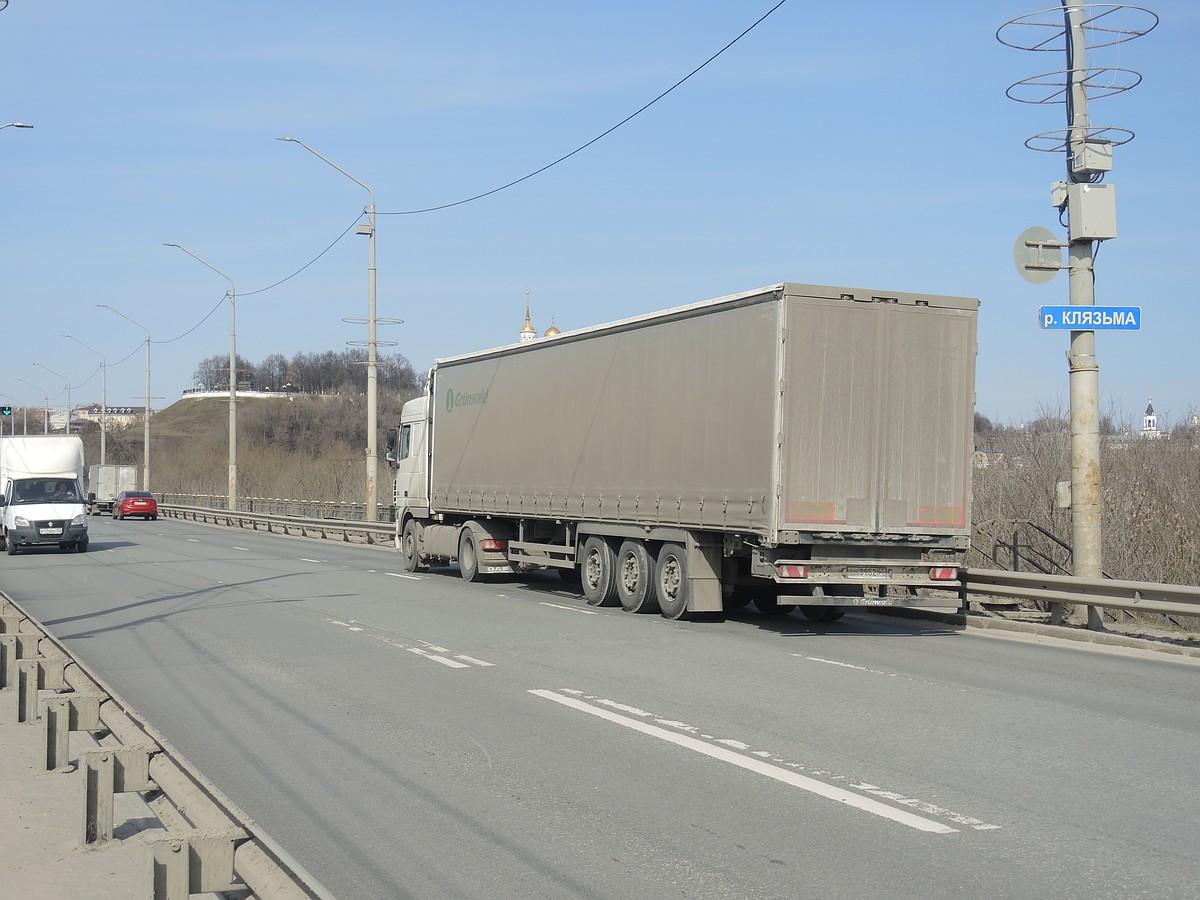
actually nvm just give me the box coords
[2,516,1197,899]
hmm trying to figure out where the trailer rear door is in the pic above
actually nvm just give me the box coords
[777,289,976,538]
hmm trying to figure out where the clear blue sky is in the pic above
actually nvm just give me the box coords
[1,1,1195,428]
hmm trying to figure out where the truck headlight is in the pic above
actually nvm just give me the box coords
[14,515,29,527]
[72,514,87,526]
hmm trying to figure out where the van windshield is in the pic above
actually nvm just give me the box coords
[9,479,80,504]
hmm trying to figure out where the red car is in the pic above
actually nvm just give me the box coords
[113,491,158,520]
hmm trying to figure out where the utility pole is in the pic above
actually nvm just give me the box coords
[1001,3,1157,629]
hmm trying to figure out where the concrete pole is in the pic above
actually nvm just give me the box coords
[1063,2,1104,630]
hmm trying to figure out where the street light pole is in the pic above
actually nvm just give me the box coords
[65,334,107,464]
[17,379,49,434]
[98,305,152,491]
[163,243,238,511]
[276,136,380,522]
[33,363,72,435]
[0,122,34,131]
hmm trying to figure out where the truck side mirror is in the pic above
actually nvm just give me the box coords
[384,426,398,465]
[88,492,96,503]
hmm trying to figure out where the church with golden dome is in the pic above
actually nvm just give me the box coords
[519,291,560,343]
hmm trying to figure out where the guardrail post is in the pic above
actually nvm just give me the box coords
[81,748,115,844]
[43,697,71,770]
[18,657,39,723]
[0,633,16,690]
[151,837,191,900]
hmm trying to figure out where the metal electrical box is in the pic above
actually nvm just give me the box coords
[1068,182,1117,241]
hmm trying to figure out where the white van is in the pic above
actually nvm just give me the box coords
[0,435,89,554]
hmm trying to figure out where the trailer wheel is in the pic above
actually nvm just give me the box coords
[616,540,658,613]
[400,519,423,572]
[458,529,488,583]
[581,536,619,607]
[752,592,791,616]
[798,606,844,623]
[655,542,690,620]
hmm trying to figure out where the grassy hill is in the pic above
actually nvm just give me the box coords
[78,391,415,504]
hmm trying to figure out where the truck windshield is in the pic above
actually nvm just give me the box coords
[10,479,80,504]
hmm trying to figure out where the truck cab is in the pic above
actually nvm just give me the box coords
[386,395,429,520]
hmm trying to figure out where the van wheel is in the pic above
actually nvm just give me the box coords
[77,538,89,553]
[580,536,619,607]
[616,540,658,613]
[458,529,488,583]
[6,538,16,555]
[655,542,690,620]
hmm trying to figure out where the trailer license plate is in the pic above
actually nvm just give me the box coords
[853,568,887,580]
[40,527,63,535]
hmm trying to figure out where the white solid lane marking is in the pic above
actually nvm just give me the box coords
[539,602,599,615]
[233,547,250,552]
[529,689,958,834]
[799,656,900,677]
[300,558,322,563]
[386,572,422,580]
[187,539,200,543]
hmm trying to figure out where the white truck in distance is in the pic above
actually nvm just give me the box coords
[0,435,90,554]
[387,282,978,620]
[87,463,138,516]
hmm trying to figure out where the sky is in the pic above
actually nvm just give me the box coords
[1,1,1196,428]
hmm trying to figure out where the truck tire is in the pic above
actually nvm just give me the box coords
[400,519,423,572]
[6,537,16,555]
[458,529,488,583]
[581,536,619,607]
[655,542,690,620]
[616,540,658,613]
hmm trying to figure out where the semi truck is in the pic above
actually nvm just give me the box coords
[0,434,89,554]
[86,463,138,516]
[387,282,977,620]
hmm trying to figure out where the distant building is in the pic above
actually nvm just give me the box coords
[76,404,153,429]
[1142,396,1163,439]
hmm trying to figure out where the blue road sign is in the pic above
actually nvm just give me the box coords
[1039,305,1141,330]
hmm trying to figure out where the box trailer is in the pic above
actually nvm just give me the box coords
[0,435,90,554]
[387,282,977,620]
[86,464,138,516]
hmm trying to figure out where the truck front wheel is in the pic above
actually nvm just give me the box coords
[655,542,690,620]
[581,537,619,607]
[616,540,658,613]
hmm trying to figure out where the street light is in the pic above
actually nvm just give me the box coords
[97,305,152,491]
[32,363,71,434]
[163,243,238,511]
[0,122,33,130]
[276,136,381,522]
[17,378,49,434]
[65,334,107,464]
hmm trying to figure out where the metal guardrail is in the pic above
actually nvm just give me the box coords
[163,503,395,545]
[0,594,336,900]
[160,503,1200,622]
[963,568,1200,619]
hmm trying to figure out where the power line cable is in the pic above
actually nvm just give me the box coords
[380,0,791,215]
